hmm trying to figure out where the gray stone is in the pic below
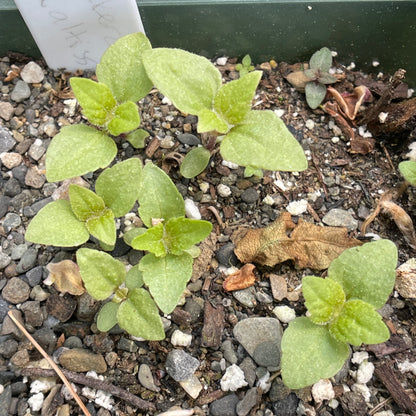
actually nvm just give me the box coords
[0,338,18,358]
[26,266,44,287]
[64,336,83,349]
[0,252,11,270]
[209,394,239,416]
[25,166,46,188]
[23,197,52,217]
[222,339,238,364]
[3,212,21,232]
[17,247,38,274]
[0,385,12,416]
[20,300,43,327]
[165,349,200,382]
[269,378,291,402]
[0,195,11,219]
[271,393,299,416]
[1,277,30,304]
[0,126,16,152]
[177,133,201,145]
[233,287,257,308]
[253,340,281,369]
[11,165,27,186]
[240,188,259,204]
[4,177,21,197]
[215,242,239,267]
[0,101,14,121]
[239,357,257,387]
[20,61,44,83]
[0,300,9,321]
[75,292,101,322]
[236,388,258,416]
[138,363,160,392]
[183,298,202,322]
[10,80,31,102]
[28,139,46,161]
[322,208,358,231]
[10,243,26,260]
[255,291,273,304]
[117,337,138,353]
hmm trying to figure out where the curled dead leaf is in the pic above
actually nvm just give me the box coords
[223,263,256,292]
[46,260,85,296]
[232,212,362,270]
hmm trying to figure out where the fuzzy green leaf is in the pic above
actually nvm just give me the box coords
[138,163,185,228]
[117,288,165,340]
[77,248,125,300]
[69,185,106,222]
[214,70,262,124]
[399,160,416,186]
[95,158,142,217]
[328,240,397,309]
[96,32,153,103]
[165,217,213,255]
[97,302,119,332]
[309,47,333,72]
[125,265,144,290]
[25,200,89,247]
[318,72,338,85]
[180,147,211,178]
[70,78,116,125]
[281,317,350,389]
[303,276,346,324]
[86,208,116,246]
[197,108,229,134]
[139,252,193,314]
[142,48,222,114]
[305,82,327,109]
[123,227,147,246]
[131,223,166,256]
[329,299,390,346]
[45,125,117,182]
[220,110,308,171]
[107,101,141,136]
[126,129,149,149]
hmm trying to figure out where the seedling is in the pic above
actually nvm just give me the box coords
[399,160,416,185]
[236,54,255,77]
[303,47,337,109]
[281,239,397,389]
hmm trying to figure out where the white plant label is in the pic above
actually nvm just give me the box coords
[15,0,145,71]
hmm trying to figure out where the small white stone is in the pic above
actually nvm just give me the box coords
[199,182,210,193]
[220,364,248,391]
[398,360,416,375]
[274,109,285,118]
[408,88,415,98]
[216,56,228,66]
[256,371,271,393]
[162,96,172,105]
[0,385,4,394]
[94,389,114,410]
[179,374,203,398]
[356,361,374,384]
[372,60,380,67]
[171,329,192,347]
[378,112,388,123]
[184,198,201,220]
[305,119,315,130]
[347,62,356,70]
[331,137,340,144]
[311,379,335,402]
[30,378,56,393]
[351,383,371,402]
[160,137,175,148]
[273,305,296,323]
[222,160,239,169]
[262,195,275,206]
[28,392,44,412]
[21,61,44,83]
[328,398,339,409]
[217,184,232,197]
[351,351,369,365]
[286,199,308,215]
[64,98,77,116]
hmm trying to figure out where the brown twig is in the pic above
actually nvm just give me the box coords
[7,311,92,416]
[311,152,329,199]
[19,367,156,412]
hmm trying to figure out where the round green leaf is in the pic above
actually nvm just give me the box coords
[180,147,211,178]
[96,158,142,217]
[86,208,116,246]
[197,108,229,134]
[142,48,222,114]
[25,200,89,247]
[117,288,165,340]
[123,227,147,246]
[309,47,333,72]
[303,276,345,324]
[329,299,390,346]
[220,110,308,172]
[126,129,149,149]
[96,32,153,103]
[97,302,119,332]
[69,184,106,222]
[125,265,144,290]
[45,125,117,182]
[305,82,327,109]
[399,160,416,185]
[107,101,141,136]
[281,317,350,389]
[77,248,125,300]
[131,223,166,256]
[328,240,397,309]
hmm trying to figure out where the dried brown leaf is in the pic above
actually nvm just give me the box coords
[46,260,85,296]
[223,264,256,292]
[233,212,362,270]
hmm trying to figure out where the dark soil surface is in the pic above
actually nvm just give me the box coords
[0,52,415,416]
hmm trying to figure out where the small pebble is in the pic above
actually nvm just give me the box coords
[305,119,315,130]
[236,387,258,416]
[1,277,30,304]
[273,305,296,323]
[20,61,44,83]
[286,199,308,215]
[10,80,31,102]
[355,361,374,384]
[220,364,248,391]
[184,198,201,220]
[240,188,259,204]
[165,349,200,382]
[171,329,192,347]
[179,374,203,399]
[138,363,160,392]
[59,348,107,373]
[0,127,16,152]
[216,57,228,66]
[177,133,201,145]
[217,184,232,197]
[210,394,239,416]
[0,152,22,169]
[311,379,335,402]
[0,102,14,121]
[28,392,44,412]
[322,208,358,231]
[395,258,416,298]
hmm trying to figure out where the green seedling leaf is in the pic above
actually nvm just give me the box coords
[69,184,106,222]
[165,217,213,255]
[318,72,338,85]
[139,252,193,314]
[242,54,252,67]
[125,264,144,290]
[46,125,117,182]
[97,302,119,332]
[77,248,125,300]
[126,129,149,149]
[96,32,153,103]
[197,108,229,134]
[329,299,390,346]
[244,166,263,177]
[117,288,165,340]
[70,78,116,125]
[328,239,397,308]
[131,223,166,257]
[303,276,345,324]
[214,71,262,124]
[86,208,116,246]
[142,48,222,114]
[96,158,142,217]
[303,68,318,80]
[399,160,416,186]
[123,227,147,246]
[138,163,185,228]
[25,200,89,247]
[220,110,308,172]
[180,147,211,178]
[281,317,350,389]
[305,82,327,109]
[107,101,141,136]
[309,47,333,72]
